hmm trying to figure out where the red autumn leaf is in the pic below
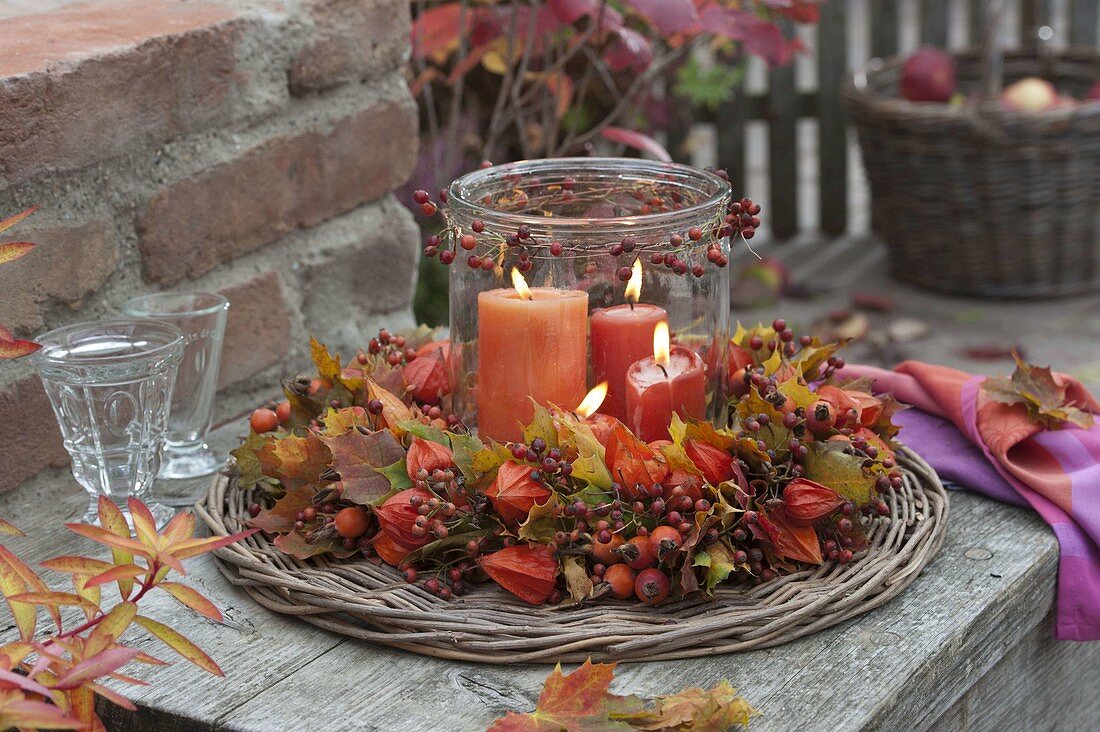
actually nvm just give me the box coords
[782,478,844,527]
[600,125,669,161]
[624,0,697,34]
[764,506,823,565]
[780,0,821,24]
[249,486,314,534]
[403,346,450,405]
[605,423,669,498]
[405,438,454,481]
[548,0,623,29]
[411,3,467,60]
[373,534,412,566]
[478,544,558,605]
[696,7,801,67]
[728,342,754,373]
[374,488,433,548]
[682,439,737,487]
[484,461,552,527]
[323,428,405,504]
[488,659,646,731]
[602,28,654,74]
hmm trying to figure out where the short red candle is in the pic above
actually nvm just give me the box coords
[624,346,707,442]
[477,283,588,444]
[590,303,668,422]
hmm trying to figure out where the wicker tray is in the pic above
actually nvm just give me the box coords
[197,447,949,664]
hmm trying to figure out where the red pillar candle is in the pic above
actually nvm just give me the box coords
[589,259,668,421]
[477,269,589,444]
[624,322,707,442]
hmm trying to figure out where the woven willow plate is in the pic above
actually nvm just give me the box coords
[198,446,948,664]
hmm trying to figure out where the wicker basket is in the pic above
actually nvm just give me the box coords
[198,447,949,664]
[844,13,1100,298]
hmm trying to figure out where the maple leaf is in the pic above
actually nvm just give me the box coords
[249,486,315,534]
[982,353,1095,430]
[322,429,405,504]
[634,680,758,731]
[257,432,331,490]
[488,660,646,732]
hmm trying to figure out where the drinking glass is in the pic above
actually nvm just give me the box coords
[32,319,184,528]
[123,293,229,481]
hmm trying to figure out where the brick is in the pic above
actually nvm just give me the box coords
[290,0,410,95]
[216,271,294,390]
[0,375,68,495]
[0,0,266,186]
[137,85,417,286]
[0,216,119,333]
[298,196,418,352]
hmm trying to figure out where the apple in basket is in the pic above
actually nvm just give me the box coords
[1085,79,1100,102]
[900,47,956,102]
[1002,77,1059,112]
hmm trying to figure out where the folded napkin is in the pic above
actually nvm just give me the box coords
[841,361,1100,641]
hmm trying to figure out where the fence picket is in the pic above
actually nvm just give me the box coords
[818,0,849,235]
[1070,0,1099,45]
[768,25,798,239]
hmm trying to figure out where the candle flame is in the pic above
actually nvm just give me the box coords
[624,258,643,303]
[511,267,532,300]
[575,382,608,419]
[653,321,671,368]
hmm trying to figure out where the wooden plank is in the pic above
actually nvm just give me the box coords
[921,0,950,47]
[871,0,900,58]
[767,22,798,240]
[1070,0,1100,46]
[817,0,849,236]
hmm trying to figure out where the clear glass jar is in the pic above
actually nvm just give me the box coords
[445,158,733,443]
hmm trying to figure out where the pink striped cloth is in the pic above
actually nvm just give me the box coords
[842,361,1100,641]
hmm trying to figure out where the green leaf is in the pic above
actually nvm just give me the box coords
[801,442,875,506]
[379,459,413,491]
[674,57,745,112]
[693,541,739,594]
[398,420,450,446]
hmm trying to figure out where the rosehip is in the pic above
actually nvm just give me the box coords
[648,525,683,562]
[604,563,636,600]
[334,507,369,539]
[806,400,837,433]
[635,568,670,604]
[250,408,279,434]
[617,535,657,570]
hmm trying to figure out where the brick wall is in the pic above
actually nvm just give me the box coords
[0,0,420,494]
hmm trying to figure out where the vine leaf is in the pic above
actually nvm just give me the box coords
[801,442,875,506]
[983,353,1095,430]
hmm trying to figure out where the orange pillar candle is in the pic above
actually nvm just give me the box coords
[477,268,589,443]
[590,259,668,422]
[625,322,707,442]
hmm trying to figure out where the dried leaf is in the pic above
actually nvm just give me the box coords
[561,555,594,603]
[983,353,1095,429]
[367,378,413,431]
[488,659,645,732]
[258,432,331,491]
[250,485,315,534]
[634,680,757,731]
[693,541,738,594]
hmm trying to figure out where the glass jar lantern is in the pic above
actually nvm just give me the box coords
[444,158,733,443]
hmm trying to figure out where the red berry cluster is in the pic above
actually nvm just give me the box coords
[413,164,762,279]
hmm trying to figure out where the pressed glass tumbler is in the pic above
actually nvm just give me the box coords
[32,319,184,527]
[123,292,229,482]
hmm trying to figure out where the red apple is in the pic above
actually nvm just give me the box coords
[1001,77,1058,112]
[1085,79,1100,101]
[900,48,956,102]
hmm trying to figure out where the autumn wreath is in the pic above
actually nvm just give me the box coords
[230,318,915,608]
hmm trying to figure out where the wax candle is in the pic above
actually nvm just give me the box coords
[571,381,619,447]
[478,269,589,443]
[625,322,707,442]
[590,259,668,422]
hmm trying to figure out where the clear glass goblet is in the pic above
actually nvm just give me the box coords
[32,319,184,528]
[123,293,229,484]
